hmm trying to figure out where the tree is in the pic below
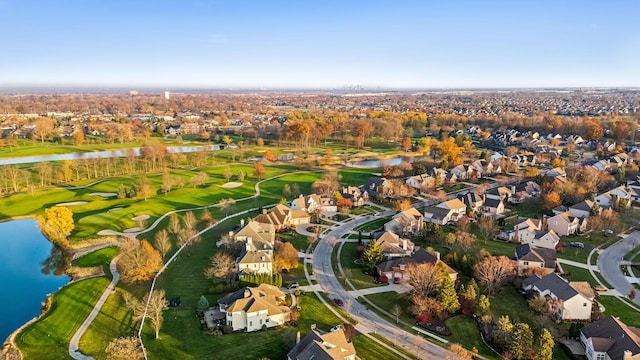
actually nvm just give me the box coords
[401,136,412,152]
[72,131,85,146]
[362,240,385,273]
[218,198,236,217]
[168,214,181,234]
[391,304,401,324]
[237,170,245,182]
[200,208,214,227]
[446,343,473,360]
[587,121,604,140]
[253,161,266,180]
[197,295,210,314]
[477,216,499,241]
[154,229,172,260]
[495,315,514,346]
[541,191,562,212]
[105,336,144,360]
[161,173,173,195]
[536,328,555,360]
[33,117,54,143]
[145,289,169,339]
[438,276,460,313]
[474,256,515,296]
[454,230,475,250]
[224,166,232,183]
[476,294,490,316]
[137,177,153,200]
[37,206,75,247]
[510,323,534,360]
[204,252,236,283]
[524,166,539,178]
[405,263,444,298]
[183,211,197,231]
[119,240,163,283]
[277,242,300,271]
[189,171,209,188]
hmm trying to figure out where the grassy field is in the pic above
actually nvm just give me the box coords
[363,292,414,325]
[561,264,598,286]
[445,316,495,358]
[73,246,119,267]
[597,296,640,327]
[557,246,590,263]
[355,334,419,360]
[339,242,385,290]
[15,277,110,360]
[353,217,391,232]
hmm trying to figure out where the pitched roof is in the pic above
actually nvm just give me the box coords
[219,284,288,316]
[438,198,466,210]
[581,316,640,360]
[570,199,596,212]
[238,251,272,264]
[484,197,502,208]
[288,329,356,360]
[423,206,452,221]
[515,244,557,269]
[529,273,579,301]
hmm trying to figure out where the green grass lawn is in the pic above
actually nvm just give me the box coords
[15,277,110,360]
[597,296,640,327]
[339,242,384,290]
[355,334,418,360]
[561,264,598,286]
[73,246,119,267]
[557,246,590,263]
[353,217,391,232]
[445,316,495,358]
[278,230,311,251]
[79,289,136,359]
[362,292,414,325]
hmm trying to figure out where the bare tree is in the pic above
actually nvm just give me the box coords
[204,252,236,283]
[154,229,172,259]
[405,263,444,298]
[223,166,232,183]
[474,256,515,296]
[391,303,401,324]
[477,216,499,241]
[146,289,169,339]
[183,211,197,231]
[218,198,236,217]
[105,336,144,360]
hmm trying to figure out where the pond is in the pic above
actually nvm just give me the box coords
[346,155,424,168]
[0,219,70,341]
[0,144,222,165]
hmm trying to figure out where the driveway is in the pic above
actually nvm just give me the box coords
[312,212,452,359]
[598,231,640,306]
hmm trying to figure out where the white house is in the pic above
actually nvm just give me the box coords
[596,186,633,209]
[547,211,587,236]
[384,207,424,235]
[523,273,594,321]
[288,329,357,360]
[423,198,467,225]
[515,244,558,276]
[218,284,291,332]
[376,231,415,259]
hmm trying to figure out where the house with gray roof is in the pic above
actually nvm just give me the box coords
[580,316,640,360]
[522,273,594,320]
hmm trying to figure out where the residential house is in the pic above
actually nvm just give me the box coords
[482,197,505,217]
[547,211,587,236]
[423,198,467,225]
[596,186,633,209]
[456,192,485,214]
[341,186,369,207]
[590,159,611,171]
[528,230,561,250]
[510,218,543,244]
[515,244,559,276]
[376,248,458,283]
[610,153,630,170]
[384,207,424,235]
[512,181,542,203]
[486,186,513,202]
[233,220,276,256]
[237,250,273,276]
[429,167,448,184]
[364,176,394,199]
[375,231,415,259]
[568,200,599,219]
[406,174,435,192]
[218,284,290,332]
[444,172,458,185]
[522,273,595,320]
[473,159,496,176]
[450,164,475,180]
[287,328,357,360]
[254,204,311,230]
[580,316,640,360]
[291,194,337,214]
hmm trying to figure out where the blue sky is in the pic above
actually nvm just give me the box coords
[0,1,638,88]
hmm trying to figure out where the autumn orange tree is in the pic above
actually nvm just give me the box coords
[37,206,75,248]
[541,191,561,211]
[119,240,163,283]
[276,242,300,271]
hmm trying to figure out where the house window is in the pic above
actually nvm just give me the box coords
[583,303,587,307]
[596,354,605,360]
[259,319,262,325]
[249,321,252,327]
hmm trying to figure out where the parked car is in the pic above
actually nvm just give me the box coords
[594,285,608,292]
[287,282,299,289]
[569,242,584,248]
[333,298,344,307]
[330,324,344,332]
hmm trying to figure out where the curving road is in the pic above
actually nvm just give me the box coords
[598,231,640,307]
[311,212,452,359]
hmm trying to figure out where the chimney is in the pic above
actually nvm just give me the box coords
[240,218,245,227]
[262,209,267,215]
[402,239,407,250]
[296,331,301,345]
[435,251,441,260]
[244,289,251,298]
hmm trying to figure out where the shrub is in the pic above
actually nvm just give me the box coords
[262,324,268,331]
[222,325,233,334]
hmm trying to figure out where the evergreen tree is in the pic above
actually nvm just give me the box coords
[438,276,460,313]
[362,240,385,272]
[536,328,555,360]
[196,295,210,313]
[462,280,477,300]
[511,323,534,360]
[476,294,490,316]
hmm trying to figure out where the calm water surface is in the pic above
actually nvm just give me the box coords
[0,219,70,341]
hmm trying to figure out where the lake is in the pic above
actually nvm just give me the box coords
[346,155,423,167]
[0,219,70,341]
[0,144,222,165]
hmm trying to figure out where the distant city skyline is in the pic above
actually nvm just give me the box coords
[1,1,638,89]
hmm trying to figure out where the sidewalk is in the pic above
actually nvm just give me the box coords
[348,283,412,297]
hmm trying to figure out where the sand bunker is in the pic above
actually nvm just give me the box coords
[89,192,117,197]
[108,207,123,212]
[123,227,142,233]
[132,214,150,221]
[97,229,120,236]
[57,201,88,206]
[221,182,243,189]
